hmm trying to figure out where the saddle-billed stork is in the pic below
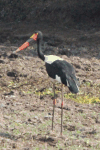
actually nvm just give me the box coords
[14,31,79,135]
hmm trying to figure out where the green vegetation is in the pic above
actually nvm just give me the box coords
[64,93,100,104]
[35,88,100,104]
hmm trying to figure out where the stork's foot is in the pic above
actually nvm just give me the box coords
[49,131,67,140]
[49,130,56,137]
[57,134,67,140]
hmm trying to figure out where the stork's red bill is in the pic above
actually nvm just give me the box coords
[13,33,38,53]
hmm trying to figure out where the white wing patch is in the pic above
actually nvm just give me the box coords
[55,75,61,83]
[44,55,63,64]
[76,83,79,92]
[50,75,62,83]
[66,80,69,87]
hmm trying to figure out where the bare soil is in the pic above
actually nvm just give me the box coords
[0,22,100,149]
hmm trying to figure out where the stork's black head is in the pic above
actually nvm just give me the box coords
[30,31,43,41]
[35,31,43,40]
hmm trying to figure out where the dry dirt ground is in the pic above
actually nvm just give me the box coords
[0,22,100,150]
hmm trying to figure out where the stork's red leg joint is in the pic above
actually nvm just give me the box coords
[53,99,56,105]
[61,102,63,107]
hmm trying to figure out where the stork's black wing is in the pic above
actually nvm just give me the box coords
[45,60,79,93]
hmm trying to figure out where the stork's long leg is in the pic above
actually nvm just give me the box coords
[61,84,64,135]
[52,83,56,131]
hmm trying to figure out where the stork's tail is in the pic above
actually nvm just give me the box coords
[67,77,79,94]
